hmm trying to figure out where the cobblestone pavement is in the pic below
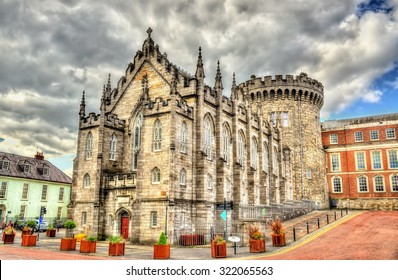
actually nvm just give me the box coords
[1,210,397,260]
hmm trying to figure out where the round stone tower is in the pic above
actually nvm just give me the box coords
[238,72,327,207]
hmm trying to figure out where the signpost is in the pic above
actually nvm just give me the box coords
[228,236,240,255]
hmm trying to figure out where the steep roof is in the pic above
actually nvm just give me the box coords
[0,151,72,184]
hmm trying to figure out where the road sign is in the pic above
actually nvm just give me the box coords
[216,201,234,210]
[220,210,227,221]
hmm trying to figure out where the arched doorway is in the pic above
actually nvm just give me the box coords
[120,211,129,239]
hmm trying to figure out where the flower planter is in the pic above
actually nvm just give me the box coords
[46,229,56,237]
[108,242,125,256]
[249,239,266,253]
[21,229,32,238]
[21,235,37,247]
[271,233,286,247]
[211,241,227,258]
[154,244,170,259]
[60,238,77,251]
[3,233,15,244]
[80,239,97,253]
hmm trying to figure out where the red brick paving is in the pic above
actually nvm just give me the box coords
[256,211,398,260]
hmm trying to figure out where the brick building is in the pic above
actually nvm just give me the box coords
[322,114,398,210]
[70,28,326,243]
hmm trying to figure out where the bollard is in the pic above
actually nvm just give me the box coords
[341,209,343,217]
[293,227,296,242]
[306,222,309,234]
[317,218,320,229]
[327,214,329,224]
[334,211,337,220]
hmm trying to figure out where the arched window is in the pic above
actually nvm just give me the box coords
[251,137,258,169]
[332,176,342,193]
[83,174,90,188]
[153,119,162,151]
[206,174,212,190]
[263,142,269,172]
[358,176,368,192]
[391,174,398,192]
[222,125,230,164]
[204,117,213,160]
[273,147,278,175]
[238,131,245,167]
[110,133,117,160]
[152,167,160,183]
[86,132,93,159]
[180,121,187,153]
[373,175,385,192]
[132,113,143,170]
[180,169,186,186]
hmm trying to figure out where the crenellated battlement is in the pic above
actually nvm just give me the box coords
[80,112,100,129]
[104,113,125,131]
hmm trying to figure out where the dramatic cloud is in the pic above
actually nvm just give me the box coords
[1,0,397,175]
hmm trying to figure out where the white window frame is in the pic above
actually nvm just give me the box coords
[354,131,363,142]
[82,212,87,226]
[1,160,10,170]
[358,176,368,192]
[373,175,385,192]
[370,130,379,141]
[83,174,90,188]
[204,117,213,160]
[41,185,48,201]
[222,125,230,164]
[150,211,158,228]
[390,174,398,192]
[388,149,398,169]
[19,205,26,220]
[386,128,396,139]
[0,181,7,199]
[86,131,93,160]
[332,176,342,193]
[330,134,338,144]
[331,153,341,172]
[43,166,49,176]
[24,164,31,173]
[179,169,186,186]
[58,187,65,201]
[355,151,366,170]
[22,183,29,200]
[132,113,143,170]
[371,150,382,170]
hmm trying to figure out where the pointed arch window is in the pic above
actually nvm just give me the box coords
[153,119,162,151]
[238,131,245,167]
[132,113,143,170]
[263,142,269,172]
[180,168,186,186]
[204,117,213,160]
[152,167,160,184]
[110,133,117,160]
[86,131,93,160]
[222,125,230,164]
[251,137,258,169]
[83,174,90,188]
[180,121,187,153]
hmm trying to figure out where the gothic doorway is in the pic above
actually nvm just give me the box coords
[120,211,129,239]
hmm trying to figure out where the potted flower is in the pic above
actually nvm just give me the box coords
[60,220,77,251]
[2,225,16,244]
[21,220,37,247]
[154,232,170,259]
[246,223,266,253]
[270,217,286,247]
[46,223,56,237]
[108,235,125,256]
[80,235,97,253]
[211,235,227,258]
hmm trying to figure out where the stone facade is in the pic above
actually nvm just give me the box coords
[69,28,326,243]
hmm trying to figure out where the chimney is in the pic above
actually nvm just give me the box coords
[35,152,44,160]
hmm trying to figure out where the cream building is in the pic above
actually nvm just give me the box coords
[70,28,326,243]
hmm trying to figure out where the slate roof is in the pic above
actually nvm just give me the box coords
[0,151,72,184]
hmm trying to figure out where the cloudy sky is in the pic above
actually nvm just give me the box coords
[1,0,398,176]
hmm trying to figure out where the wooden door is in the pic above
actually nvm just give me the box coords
[121,216,129,239]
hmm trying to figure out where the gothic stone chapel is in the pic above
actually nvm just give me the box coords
[70,28,326,243]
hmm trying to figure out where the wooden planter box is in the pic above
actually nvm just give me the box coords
[21,229,32,238]
[80,240,97,253]
[3,233,15,244]
[46,229,56,237]
[21,235,37,247]
[249,239,266,253]
[211,241,227,258]
[60,238,77,251]
[154,244,170,259]
[271,233,286,247]
[108,242,125,256]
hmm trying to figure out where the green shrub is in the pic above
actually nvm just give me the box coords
[108,235,124,244]
[64,220,77,229]
[86,236,97,242]
[157,232,168,245]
